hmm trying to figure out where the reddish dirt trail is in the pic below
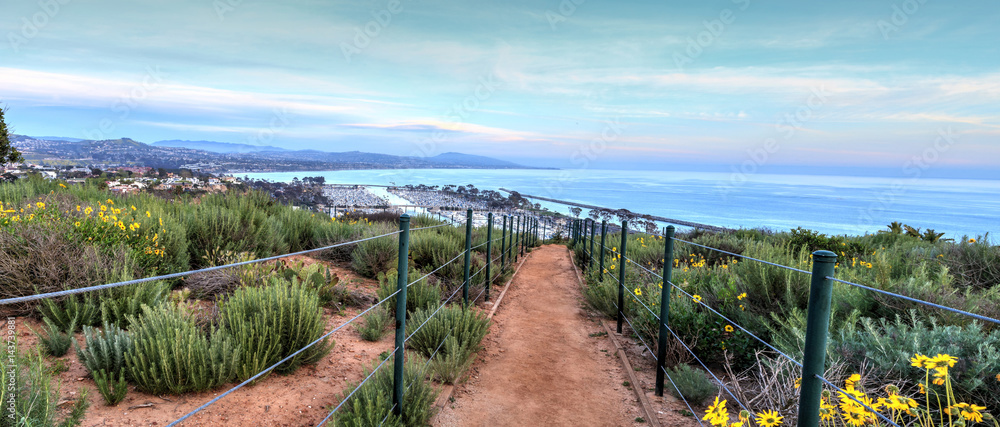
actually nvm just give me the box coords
[435,245,643,426]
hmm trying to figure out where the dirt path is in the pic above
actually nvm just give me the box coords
[435,245,643,426]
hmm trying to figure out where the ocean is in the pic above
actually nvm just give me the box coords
[242,169,1000,240]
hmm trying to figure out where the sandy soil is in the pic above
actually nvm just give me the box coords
[435,245,700,427]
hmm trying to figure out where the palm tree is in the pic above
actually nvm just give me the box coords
[880,221,904,235]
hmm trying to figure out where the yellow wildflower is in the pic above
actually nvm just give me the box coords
[724,325,734,333]
[755,409,783,427]
[692,294,702,304]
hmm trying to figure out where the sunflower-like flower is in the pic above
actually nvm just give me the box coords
[754,409,783,427]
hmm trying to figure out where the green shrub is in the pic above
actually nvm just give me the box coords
[35,273,168,332]
[32,317,74,357]
[332,357,438,427]
[37,294,99,332]
[664,364,718,405]
[357,307,391,342]
[125,305,239,394]
[377,269,441,316]
[405,305,489,360]
[218,278,333,382]
[428,336,476,384]
[76,323,132,378]
[0,347,90,427]
[351,233,399,278]
[97,274,171,327]
[833,311,1000,410]
[408,231,464,285]
[93,368,128,406]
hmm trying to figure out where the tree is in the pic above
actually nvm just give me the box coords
[0,105,25,164]
[569,207,582,217]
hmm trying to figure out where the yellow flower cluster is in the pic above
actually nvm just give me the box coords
[705,354,997,427]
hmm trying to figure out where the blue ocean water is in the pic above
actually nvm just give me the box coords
[242,169,1000,240]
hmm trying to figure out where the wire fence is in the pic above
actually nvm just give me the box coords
[567,216,1000,426]
[1,209,543,426]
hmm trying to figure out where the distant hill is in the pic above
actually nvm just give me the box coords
[31,136,86,142]
[428,152,522,168]
[12,135,550,172]
[152,140,287,153]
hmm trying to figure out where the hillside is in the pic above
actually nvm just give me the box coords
[14,135,546,172]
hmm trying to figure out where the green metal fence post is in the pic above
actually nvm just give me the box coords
[462,208,473,305]
[500,215,508,271]
[521,217,531,256]
[571,219,577,246]
[598,220,607,283]
[655,226,676,397]
[392,214,411,416]
[616,220,628,334]
[797,250,838,427]
[485,212,493,301]
[588,219,596,270]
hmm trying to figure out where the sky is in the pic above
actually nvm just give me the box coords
[0,0,998,177]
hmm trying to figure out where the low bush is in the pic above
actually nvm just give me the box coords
[93,368,128,406]
[32,317,74,357]
[833,311,1000,410]
[0,347,90,427]
[377,269,441,316]
[37,295,98,333]
[125,305,239,394]
[332,357,438,427]
[96,272,171,327]
[664,364,717,405]
[218,278,333,381]
[351,231,399,278]
[428,335,476,384]
[76,323,132,378]
[406,305,489,360]
[357,307,391,342]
